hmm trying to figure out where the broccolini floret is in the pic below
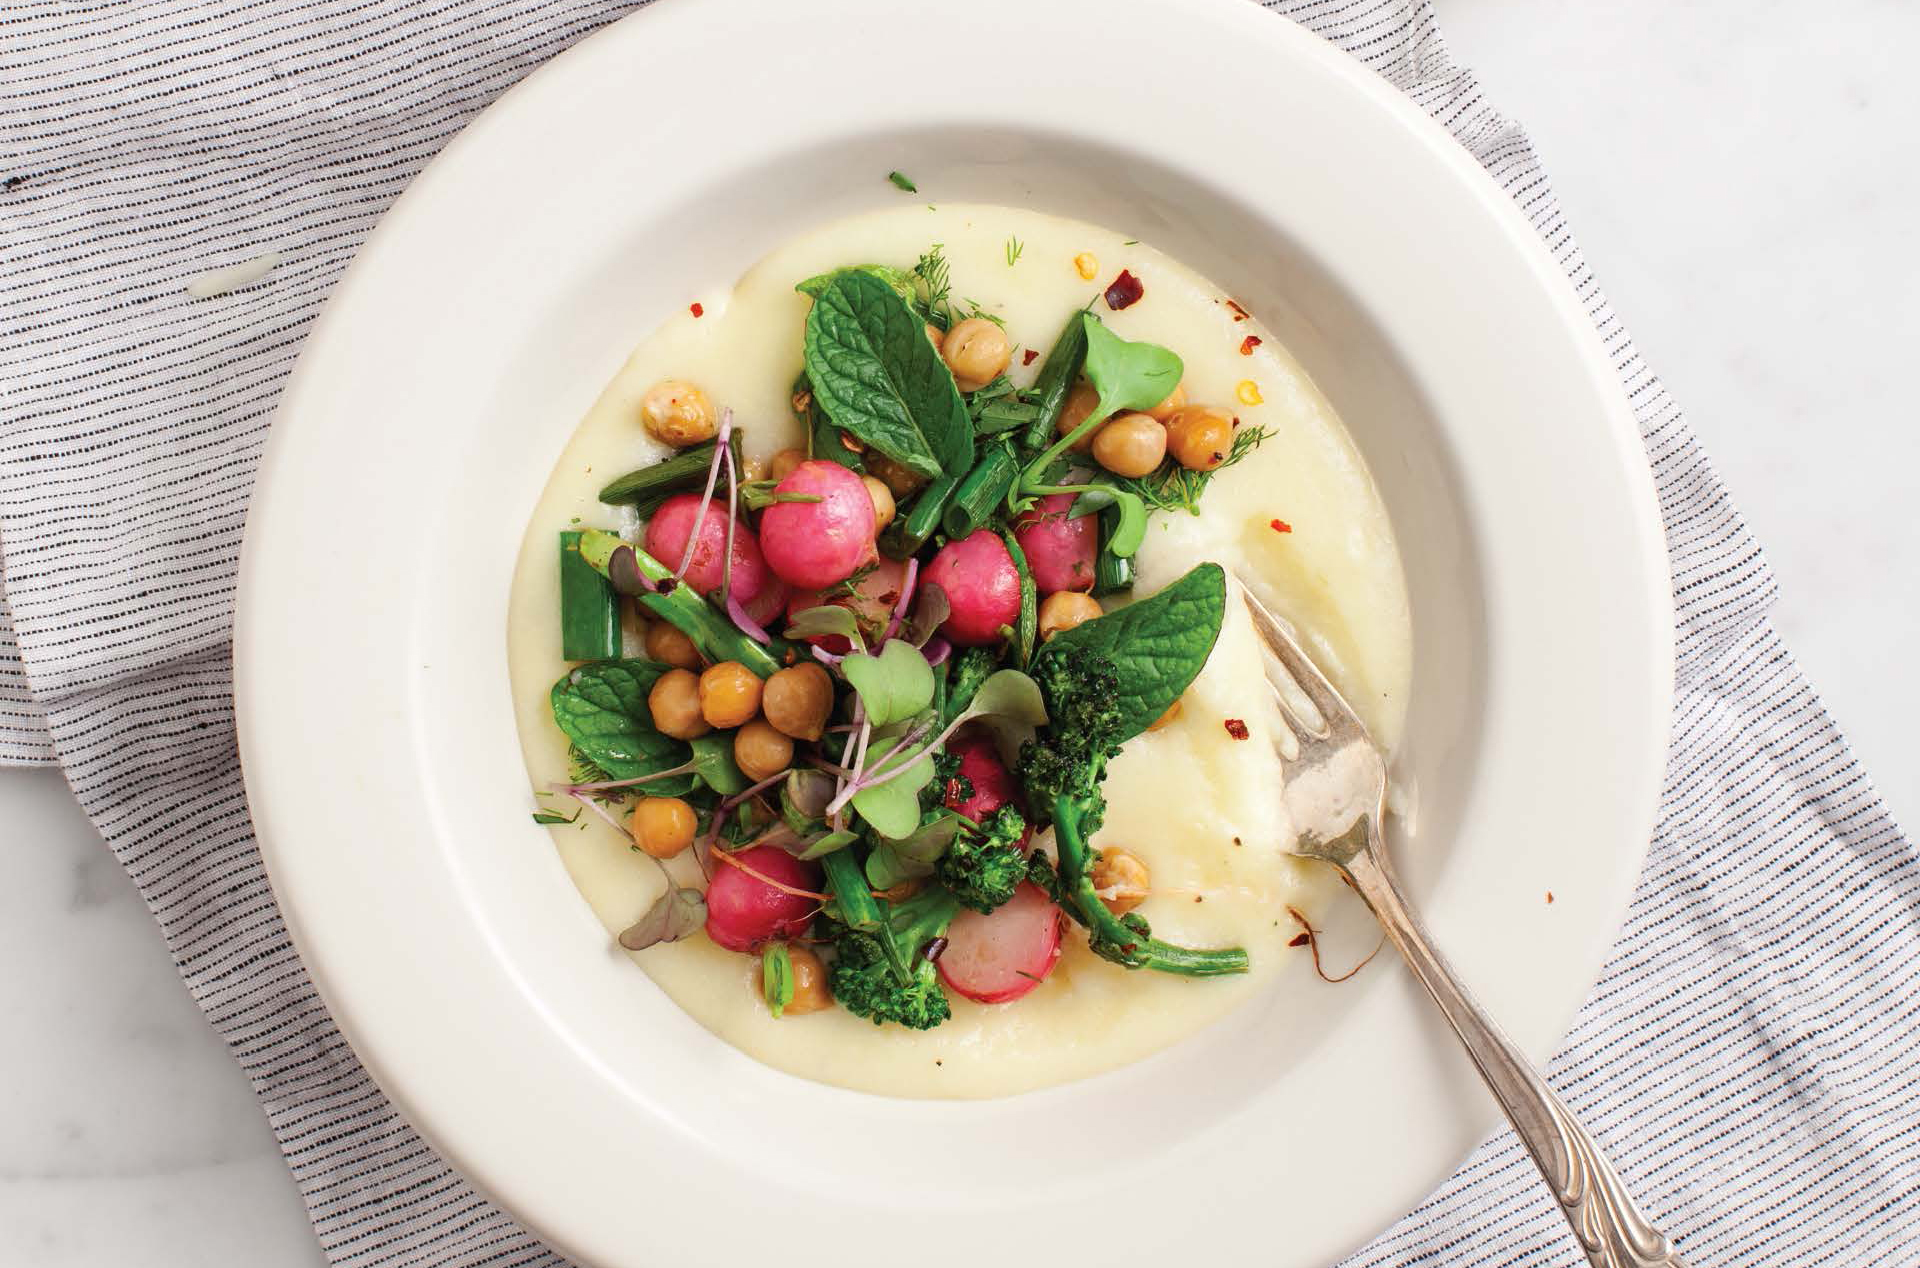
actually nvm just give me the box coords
[1018,647,1248,977]
[819,849,963,1029]
[936,804,1030,913]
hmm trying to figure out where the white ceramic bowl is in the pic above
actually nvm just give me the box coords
[235,0,1673,1264]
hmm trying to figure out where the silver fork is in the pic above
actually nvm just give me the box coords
[1241,588,1688,1268]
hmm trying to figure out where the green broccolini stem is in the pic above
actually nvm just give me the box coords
[575,530,793,678]
[942,446,1019,539]
[1019,309,1090,456]
[881,472,959,558]
[1051,795,1249,977]
[1092,506,1135,595]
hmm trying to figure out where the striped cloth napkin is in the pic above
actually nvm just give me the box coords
[3,2,1914,1264]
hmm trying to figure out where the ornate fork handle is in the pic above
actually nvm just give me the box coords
[1342,838,1688,1268]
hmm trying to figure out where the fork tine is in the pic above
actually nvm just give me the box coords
[1239,584,1365,736]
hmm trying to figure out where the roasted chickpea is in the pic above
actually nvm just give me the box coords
[757,944,833,1015]
[941,317,1011,392]
[698,661,763,730]
[733,718,794,783]
[1091,412,1167,478]
[639,379,718,447]
[1090,848,1150,915]
[645,620,701,670]
[1148,697,1184,731]
[864,452,927,499]
[647,668,710,739]
[1145,380,1187,422]
[762,663,834,741]
[1055,382,1101,452]
[1165,405,1236,471]
[861,475,898,534]
[1038,591,1102,641]
[632,796,698,859]
[768,447,807,483]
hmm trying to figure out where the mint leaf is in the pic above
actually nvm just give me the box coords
[803,270,974,480]
[1034,563,1225,742]
[841,640,935,727]
[795,264,916,303]
[549,661,694,793]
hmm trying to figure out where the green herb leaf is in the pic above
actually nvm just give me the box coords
[804,271,974,479]
[783,604,867,653]
[1034,562,1226,742]
[796,828,860,860]
[761,943,795,1018]
[689,734,749,795]
[865,814,964,889]
[531,809,581,826]
[1081,311,1183,421]
[617,886,707,951]
[840,640,935,727]
[794,263,917,303]
[887,170,917,192]
[549,660,694,792]
[947,667,1048,734]
[851,734,938,839]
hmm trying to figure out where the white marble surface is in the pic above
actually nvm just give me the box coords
[3,3,1913,1264]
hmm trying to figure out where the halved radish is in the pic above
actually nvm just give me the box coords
[936,881,1062,1004]
[943,731,1032,852]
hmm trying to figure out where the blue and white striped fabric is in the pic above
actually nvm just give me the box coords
[2,2,1913,1264]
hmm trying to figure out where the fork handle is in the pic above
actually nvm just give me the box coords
[1342,840,1689,1267]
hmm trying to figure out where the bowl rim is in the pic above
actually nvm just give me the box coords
[235,0,1674,1264]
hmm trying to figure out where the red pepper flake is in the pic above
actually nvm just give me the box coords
[1103,269,1144,311]
[945,778,965,805]
[1021,348,1039,366]
[1223,718,1250,741]
[1269,518,1292,534]
[1546,891,1555,905]
[1287,932,1311,948]
[1225,299,1251,322]
[1239,334,1262,355]
[689,302,704,318]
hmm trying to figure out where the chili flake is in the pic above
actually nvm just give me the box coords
[1103,269,1144,311]
[689,302,704,318]
[1022,348,1039,366]
[1239,334,1262,355]
[1225,298,1251,321]
[1224,718,1250,741]
[1269,518,1292,534]
[1288,933,1311,948]
[1547,891,1555,905]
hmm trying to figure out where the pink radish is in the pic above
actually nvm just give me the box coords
[943,731,1033,851]
[704,845,822,953]
[937,881,1063,1004]
[1012,493,1096,595]
[923,529,1020,646]
[644,494,776,609]
[785,555,908,654]
[759,460,877,590]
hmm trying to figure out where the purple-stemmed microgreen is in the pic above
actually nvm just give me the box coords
[671,407,733,585]
[879,556,920,644]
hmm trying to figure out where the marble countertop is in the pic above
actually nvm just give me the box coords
[5,2,1913,1264]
